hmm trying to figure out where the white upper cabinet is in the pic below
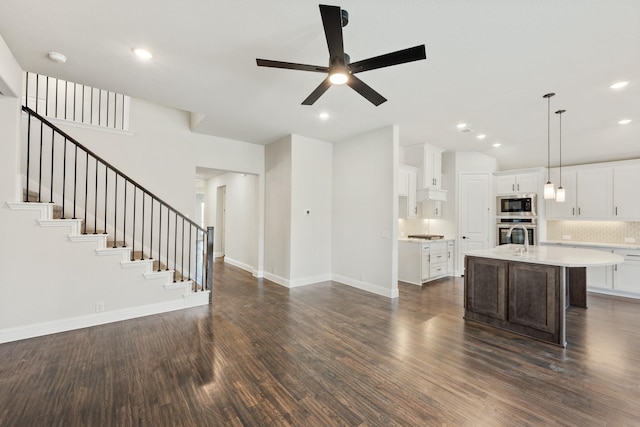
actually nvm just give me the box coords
[399,164,418,219]
[613,164,640,219]
[545,169,577,218]
[576,168,613,218]
[496,172,540,195]
[423,144,444,189]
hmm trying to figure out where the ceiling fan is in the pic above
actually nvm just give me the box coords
[256,4,427,106]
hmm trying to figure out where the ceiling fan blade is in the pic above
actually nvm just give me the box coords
[256,59,329,73]
[302,77,332,105]
[347,75,387,106]
[319,4,345,62]
[349,45,426,74]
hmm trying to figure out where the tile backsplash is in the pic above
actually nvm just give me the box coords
[546,221,640,244]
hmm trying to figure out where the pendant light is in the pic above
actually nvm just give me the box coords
[543,93,556,199]
[555,109,566,202]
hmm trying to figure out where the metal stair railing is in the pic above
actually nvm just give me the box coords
[21,104,211,291]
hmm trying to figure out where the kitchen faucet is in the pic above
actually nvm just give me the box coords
[507,224,529,252]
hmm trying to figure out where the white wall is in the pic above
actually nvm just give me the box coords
[264,136,292,283]
[332,126,399,298]
[204,172,259,273]
[290,135,332,285]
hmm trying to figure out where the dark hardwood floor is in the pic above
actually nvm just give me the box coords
[1,260,640,426]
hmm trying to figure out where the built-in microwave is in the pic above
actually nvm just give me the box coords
[496,194,537,217]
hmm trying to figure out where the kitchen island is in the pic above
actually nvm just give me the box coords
[464,244,623,347]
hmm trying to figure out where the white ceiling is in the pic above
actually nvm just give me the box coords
[1,0,638,170]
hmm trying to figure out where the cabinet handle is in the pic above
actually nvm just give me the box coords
[517,183,520,191]
[572,207,575,216]
[578,207,581,216]
[626,254,640,257]
[615,206,618,216]
[435,207,438,215]
[512,184,515,191]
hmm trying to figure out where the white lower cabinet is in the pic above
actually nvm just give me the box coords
[613,249,640,294]
[587,264,614,290]
[399,240,453,285]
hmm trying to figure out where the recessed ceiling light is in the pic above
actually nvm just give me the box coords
[610,81,629,90]
[492,143,501,147]
[133,48,153,60]
[618,119,632,125]
[477,134,486,140]
[319,112,330,120]
[456,123,467,129]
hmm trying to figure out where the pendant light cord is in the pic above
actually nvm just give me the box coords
[556,109,566,186]
[547,96,551,181]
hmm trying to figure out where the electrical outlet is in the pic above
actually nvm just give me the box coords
[562,235,571,240]
[624,237,636,243]
[95,301,105,313]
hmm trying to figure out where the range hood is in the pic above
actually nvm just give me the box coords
[417,188,447,201]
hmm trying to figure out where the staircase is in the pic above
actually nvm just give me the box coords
[2,104,211,343]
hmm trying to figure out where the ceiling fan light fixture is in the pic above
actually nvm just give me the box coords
[329,68,349,85]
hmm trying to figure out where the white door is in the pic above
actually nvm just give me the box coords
[458,173,491,275]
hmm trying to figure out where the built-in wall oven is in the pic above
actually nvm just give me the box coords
[497,194,537,217]
[496,218,537,246]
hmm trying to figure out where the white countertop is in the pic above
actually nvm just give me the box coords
[466,244,624,267]
[399,238,453,243]
[542,240,640,250]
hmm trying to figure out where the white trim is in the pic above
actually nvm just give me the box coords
[262,271,290,287]
[288,274,332,288]
[588,287,640,300]
[331,274,399,299]
[0,291,210,344]
[223,257,254,274]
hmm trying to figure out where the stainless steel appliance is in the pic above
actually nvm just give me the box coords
[496,194,537,217]
[496,218,536,245]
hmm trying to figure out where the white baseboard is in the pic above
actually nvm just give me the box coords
[262,271,289,287]
[223,257,254,274]
[289,274,332,288]
[0,292,210,344]
[332,274,399,299]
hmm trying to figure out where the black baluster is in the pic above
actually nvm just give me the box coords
[158,204,162,271]
[61,137,67,218]
[94,158,98,233]
[38,120,43,202]
[83,152,88,234]
[141,192,145,260]
[181,217,185,281]
[150,199,154,261]
[72,145,78,219]
[166,207,170,271]
[188,226,192,282]
[25,112,31,201]
[50,128,54,203]
[104,166,108,234]
[122,180,127,247]
[174,213,177,281]
[132,186,136,261]
[113,174,118,248]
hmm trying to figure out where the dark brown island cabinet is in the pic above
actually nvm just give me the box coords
[464,245,623,347]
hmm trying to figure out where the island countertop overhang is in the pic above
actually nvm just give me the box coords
[466,244,623,268]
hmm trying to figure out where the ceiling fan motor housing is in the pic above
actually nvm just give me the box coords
[341,9,349,27]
